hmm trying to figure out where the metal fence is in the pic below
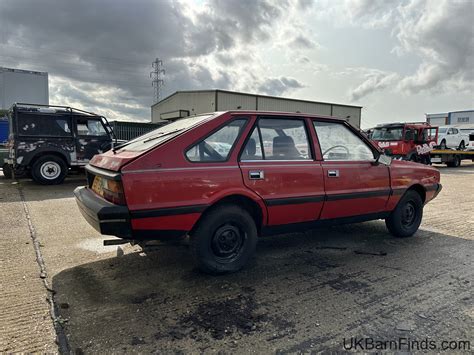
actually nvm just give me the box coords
[109,120,167,141]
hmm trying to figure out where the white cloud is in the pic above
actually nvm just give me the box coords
[344,0,473,100]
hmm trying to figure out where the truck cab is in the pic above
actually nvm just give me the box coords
[2,103,116,184]
[371,122,438,163]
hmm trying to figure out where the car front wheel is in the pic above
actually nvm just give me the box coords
[191,204,258,274]
[440,140,446,149]
[31,155,68,185]
[385,190,423,238]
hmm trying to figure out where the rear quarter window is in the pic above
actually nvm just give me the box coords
[186,118,247,162]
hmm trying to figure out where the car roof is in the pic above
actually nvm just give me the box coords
[218,110,348,122]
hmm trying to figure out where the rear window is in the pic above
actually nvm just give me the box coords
[17,113,72,137]
[118,113,217,152]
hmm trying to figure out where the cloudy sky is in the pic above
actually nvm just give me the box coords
[0,0,472,127]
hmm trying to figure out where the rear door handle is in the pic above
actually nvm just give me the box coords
[328,170,339,177]
[249,170,264,180]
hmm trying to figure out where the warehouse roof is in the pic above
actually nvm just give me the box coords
[0,67,48,76]
[152,89,362,109]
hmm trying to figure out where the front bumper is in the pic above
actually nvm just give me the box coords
[74,186,132,238]
[433,183,443,199]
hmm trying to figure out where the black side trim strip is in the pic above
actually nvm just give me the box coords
[326,189,391,201]
[391,187,407,196]
[265,195,325,206]
[262,212,390,236]
[130,204,208,219]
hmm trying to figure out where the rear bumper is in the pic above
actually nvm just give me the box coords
[74,186,132,238]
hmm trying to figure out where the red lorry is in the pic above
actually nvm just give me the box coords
[370,122,438,164]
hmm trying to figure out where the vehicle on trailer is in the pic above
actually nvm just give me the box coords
[2,103,117,184]
[370,122,438,164]
[455,124,474,151]
[430,149,474,167]
[74,111,442,274]
[436,125,469,150]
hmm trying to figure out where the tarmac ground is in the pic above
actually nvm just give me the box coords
[0,162,472,353]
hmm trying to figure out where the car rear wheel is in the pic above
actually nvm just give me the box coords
[31,155,68,185]
[191,204,258,274]
[385,190,423,238]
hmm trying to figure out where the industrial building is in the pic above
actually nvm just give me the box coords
[151,89,362,127]
[0,67,49,109]
[426,110,474,126]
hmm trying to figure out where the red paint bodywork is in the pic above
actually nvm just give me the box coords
[87,111,441,238]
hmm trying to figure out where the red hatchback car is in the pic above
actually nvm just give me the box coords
[74,111,442,274]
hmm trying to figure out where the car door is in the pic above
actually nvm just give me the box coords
[446,128,455,147]
[312,120,391,220]
[73,115,111,163]
[239,116,325,226]
[452,128,460,146]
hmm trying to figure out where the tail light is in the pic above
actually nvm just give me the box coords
[91,176,126,205]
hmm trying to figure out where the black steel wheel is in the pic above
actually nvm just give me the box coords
[191,204,258,274]
[385,190,423,238]
[440,140,447,149]
[211,224,245,263]
[458,141,465,150]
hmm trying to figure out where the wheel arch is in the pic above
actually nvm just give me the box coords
[406,183,426,204]
[191,194,265,236]
[27,150,70,167]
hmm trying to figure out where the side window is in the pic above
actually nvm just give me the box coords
[313,121,375,161]
[447,128,453,134]
[17,114,72,137]
[76,119,107,136]
[241,118,311,161]
[241,127,263,160]
[453,128,458,134]
[186,119,246,162]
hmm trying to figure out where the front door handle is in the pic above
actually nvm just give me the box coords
[249,170,264,180]
[328,170,339,177]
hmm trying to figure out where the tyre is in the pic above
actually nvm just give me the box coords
[408,154,418,162]
[385,190,423,238]
[31,155,68,185]
[458,141,465,150]
[440,140,446,149]
[446,155,460,168]
[2,163,12,179]
[190,204,258,274]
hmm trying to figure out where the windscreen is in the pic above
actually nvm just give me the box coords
[118,113,216,152]
[371,127,403,141]
[438,128,447,133]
